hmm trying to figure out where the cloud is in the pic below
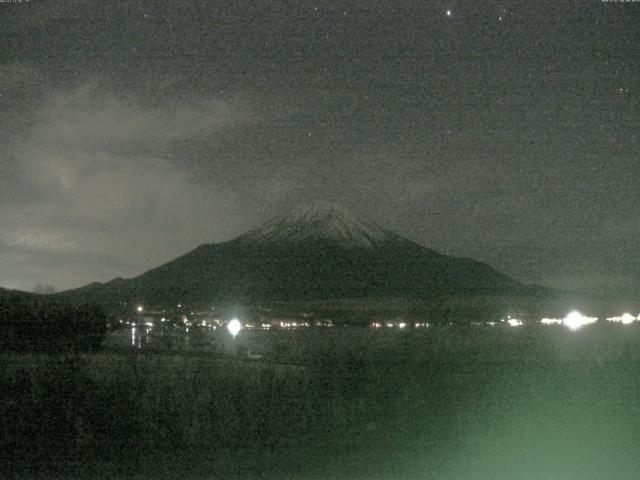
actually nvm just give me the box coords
[5,230,81,252]
[30,83,253,151]
[0,83,255,290]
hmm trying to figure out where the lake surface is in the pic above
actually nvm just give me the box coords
[4,323,640,479]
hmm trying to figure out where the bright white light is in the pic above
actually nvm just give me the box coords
[446,9,452,16]
[227,318,242,338]
[621,313,635,324]
[563,311,597,330]
[541,317,563,325]
[507,318,523,327]
[607,313,637,325]
[398,322,407,329]
[136,305,143,313]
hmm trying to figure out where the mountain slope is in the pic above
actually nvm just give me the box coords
[0,287,39,302]
[61,203,527,306]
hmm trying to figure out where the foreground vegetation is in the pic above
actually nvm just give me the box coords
[0,292,108,355]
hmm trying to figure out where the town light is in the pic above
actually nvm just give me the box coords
[541,318,563,325]
[564,311,597,330]
[227,318,242,338]
[607,313,637,325]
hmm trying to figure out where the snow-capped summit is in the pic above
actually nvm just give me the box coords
[236,201,398,248]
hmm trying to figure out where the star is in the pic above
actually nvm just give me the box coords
[446,9,452,17]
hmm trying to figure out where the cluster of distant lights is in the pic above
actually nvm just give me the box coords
[538,311,598,330]
[130,306,337,334]
[606,313,640,325]
[367,312,640,331]
[370,321,429,329]
[226,318,336,338]
[272,320,334,329]
[504,311,640,330]
[131,304,640,334]
[226,318,337,336]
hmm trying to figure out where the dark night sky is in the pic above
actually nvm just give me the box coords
[0,0,638,296]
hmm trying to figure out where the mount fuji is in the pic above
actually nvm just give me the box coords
[61,202,531,307]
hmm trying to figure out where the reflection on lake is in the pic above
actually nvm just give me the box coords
[109,324,221,353]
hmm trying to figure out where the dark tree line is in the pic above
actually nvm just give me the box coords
[0,292,108,354]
